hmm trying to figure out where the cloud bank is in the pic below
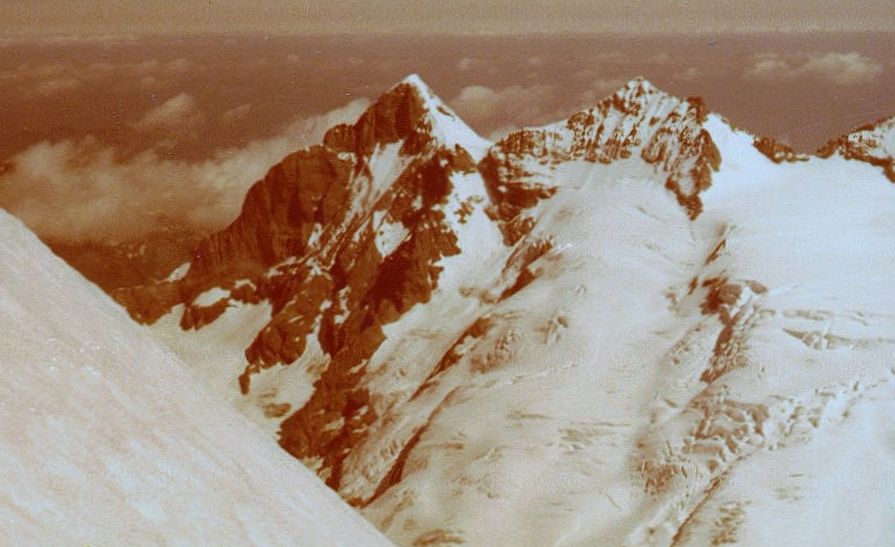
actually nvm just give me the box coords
[0,98,369,243]
[134,93,203,134]
[746,51,883,85]
[449,78,628,140]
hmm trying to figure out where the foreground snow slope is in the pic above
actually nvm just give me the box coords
[116,76,895,546]
[0,211,391,546]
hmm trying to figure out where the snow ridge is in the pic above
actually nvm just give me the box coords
[489,77,721,217]
[107,75,895,547]
[400,73,492,161]
[818,115,895,182]
[0,210,392,546]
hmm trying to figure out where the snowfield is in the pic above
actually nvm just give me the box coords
[0,211,391,546]
[106,76,895,545]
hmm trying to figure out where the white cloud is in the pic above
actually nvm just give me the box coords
[574,68,597,81]
[85,62,115,73]
[450,77,633,140]
[746,51,883,85]
[589,51,626,64]
[0,58,202,97]
[0,34,138,47]
[799,52,883,85]
[450,83,556,130]
[0,63,66,82]
[124,58,197,78]
[673,67,701,81]
[165,58,191,73]
[34,77,81,96]
[451,85,505,119]
[221,103,253,124]
[527,55,546,67]
[139,75,160,88]
[456,57,475,72]
[573,78,628,107]
[0,99,370,243]
[746,54,792,79]
[130,60,162,75]
[647,52,672,65]
[134,93,201,131]
[592,78,627,95]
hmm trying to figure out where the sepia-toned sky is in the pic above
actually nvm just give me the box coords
[1,31,894,247]
[0,4,894,277]
[1,0,894,35]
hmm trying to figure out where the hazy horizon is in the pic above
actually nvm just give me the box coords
[1,31,893,247]
[3,0,894,35]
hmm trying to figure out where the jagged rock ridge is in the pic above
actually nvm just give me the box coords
[117,75,503,492]
[817,115,895,182]
[114,75,895,546]
[484,78,721,218]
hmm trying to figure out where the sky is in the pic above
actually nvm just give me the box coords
[0,6,893,289]
[1,31,893,249]
[2,0,894,36]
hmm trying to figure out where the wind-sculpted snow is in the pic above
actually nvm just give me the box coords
[114,75,895,546]
[0,211,391,546]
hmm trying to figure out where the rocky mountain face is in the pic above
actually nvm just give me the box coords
[115,76,895,546]
[817,115,895,182]
[0,210,391,546]
[483,78,720,221]
[47,225,204,292]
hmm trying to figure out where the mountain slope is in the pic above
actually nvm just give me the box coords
[0,210,391,546]
[115,76,895,546]
[116,75,509,493]
[817,114,895,182]
[481,77,720,221]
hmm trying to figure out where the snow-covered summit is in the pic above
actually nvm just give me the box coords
[114,71,508,500]
[397,73,492,160]
[818,115,895,182]
[488,76,720,217]
[108,76,895,546]
[320,73,491,163]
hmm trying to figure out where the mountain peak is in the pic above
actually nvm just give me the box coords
[389,73,439,108]
[321,74,490,160]
[489,75,719,218]
[105,75,895,547]
[617,76,660,96]
[395,73,492,158]
[817,114,895,182]
[397,72,433,94]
